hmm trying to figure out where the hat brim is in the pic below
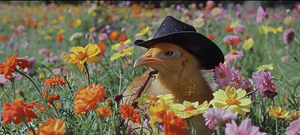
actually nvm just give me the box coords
[134,32,224,69]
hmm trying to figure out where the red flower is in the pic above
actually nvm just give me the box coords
[156,110,188,135]
[1,98,38,125]
[119,104,142,124]
[0,54,30,79]
[57,33,64,43]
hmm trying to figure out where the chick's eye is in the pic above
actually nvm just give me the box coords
[164,50,174,56]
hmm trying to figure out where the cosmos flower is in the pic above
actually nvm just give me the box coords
[203,108,238,130]
[1,98,38,125]
[0,54,30,79]
[73,84,106,115]
[171,101,209,119]
[213,62,233,86]
[62,43,100,72]
[136,26,149,37]
[258,25,269,34]
[283,28,295,44]
[210,86,252,115]
[285,117,300,135]
[156,110,188,135]
[119,104,142,124]
[225,118,267,135]
[268,106,289,120]
[256,6,266,23]
[29,118,65,135]
[44,76,66,87]
[110,45,134,61]
[242,38,254,50]
[252,70,277,99]
[95,105,112,119]
[224,49,244,63]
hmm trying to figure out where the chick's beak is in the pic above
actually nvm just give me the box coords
[134,48,167,67]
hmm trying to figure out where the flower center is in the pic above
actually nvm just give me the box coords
[148,96,159,102]
[75,51,88,61]
[226,97,237,105]
[219,72,227,78]
[170,119,175,125]
[13,98,24,105]
[229,49,236,55]
[183,105,196,112]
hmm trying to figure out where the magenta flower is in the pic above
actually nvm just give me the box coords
[213,63,233,86]
[233,25,245,34]
[203,108,237,130]
[223,35,239,43]
[283,28,295,44]
[98,33,108,41]
[285,117,300,135]
[256,6,266,23]
[225,49,244,63]
[252,70,277,99]
[225,118,267,135]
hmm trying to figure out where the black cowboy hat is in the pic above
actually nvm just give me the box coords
[134,16,224,70]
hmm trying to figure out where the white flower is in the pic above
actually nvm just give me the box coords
[69,32,83,41]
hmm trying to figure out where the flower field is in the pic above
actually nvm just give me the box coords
[1,1,300,135]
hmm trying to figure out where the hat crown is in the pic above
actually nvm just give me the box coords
[153,16,196,38]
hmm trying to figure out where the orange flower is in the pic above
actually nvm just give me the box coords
[156,110,188,135]
[44,76,66,87]
[205,5,213,10]
[1,98,38,125]
[57,33,64,43]
[119,34,127,42]
[226,37,241,46]
[1,34,6,41]
[69,24,73,28]
[43,91,60,103]
[119,104,142,124]
[97,42,106,53]
[225,25,233,32]
[208,33,214,40]
[35,102,60,114]
[110,31,120,41]
[0,54,30,79]
[95,105,112,119]
[73,84,106,115]
[29,118,65,135]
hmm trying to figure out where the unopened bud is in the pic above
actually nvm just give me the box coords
[105,98,113,107]
[286,9,290,13]
[39,73,44,79]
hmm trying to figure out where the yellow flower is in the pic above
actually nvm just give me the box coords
[110,46,134,61]
[58,29,65,34]
[62,43,100,72]
[171,101,209,119]
[44,36,52,40]
[257,63,273,72]
[242,38,254,50]
[136,26,149,37]
[58,16,65,21]
[136,94,174,105]
[89,28,94,33]
[112,39,132,51]
[268,106,289,120]
[283,16,293,24]
[230,20,240,28]
[73,19,82,27]
[268,26,283,34]
[258,25,269,34]
[147,98,171,127]
[210,86,252,115]
[39,73,44,79]
[288,110,300,121]
[91,11,97,17]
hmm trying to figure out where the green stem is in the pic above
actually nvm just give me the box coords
[84,62,91,85]
[20,116,37,135]
[50,101,60,118]
[15,69,43,98]
[11,81,15,99]
[191,117,196,135]
[216,125,221,135]
[1,86,11,101]
[276,119,279,135]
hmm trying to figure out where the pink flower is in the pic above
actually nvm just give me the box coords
[225,49,244,63]
[52,68,61,76]
[284,55,288,62]
[233,25,245,34]
[225,118,267,135]
[223,35,239,43]
[252,70,277,99]
[98,33,108,41]
[203,108,237,130]
[256,6,266,23]
[0,73,22,84]
[213,63,233,86]
[283,28,295,44]
[285,117,300,135]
